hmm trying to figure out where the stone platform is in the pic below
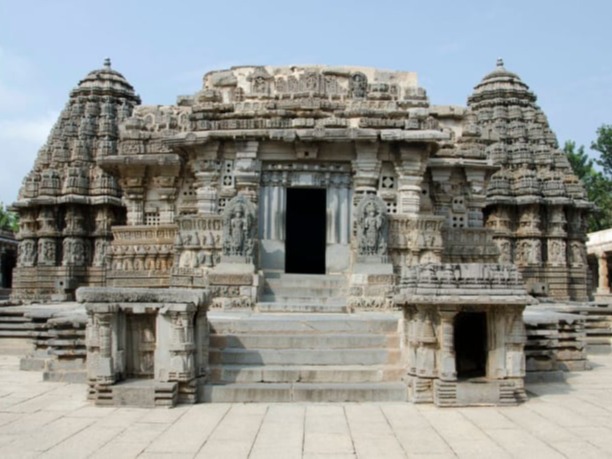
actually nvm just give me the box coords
[0,353,612,457]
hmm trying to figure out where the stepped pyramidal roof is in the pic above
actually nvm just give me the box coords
[15,59,141,207]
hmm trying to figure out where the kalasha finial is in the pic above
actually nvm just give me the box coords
[496,57,504,68]
[104,58,111,69]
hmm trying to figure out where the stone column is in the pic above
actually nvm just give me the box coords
[120,175,146,225]
[234,140,260,204]
[597,252,611,295]
[352,142,381,203]
[192,142,220,215]
[96,311,115,384]
[395,145,428,216]
[153,176,178,224]
[416,307,437,378]
[438,309,457,381]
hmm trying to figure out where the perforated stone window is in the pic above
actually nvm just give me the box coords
[380,176,395,190]
[145,212,160,226]
[452,215,465,228]
[221,160,234,188]
[182,182,196,198]
[218,197,228,214]
[386,200,398,214]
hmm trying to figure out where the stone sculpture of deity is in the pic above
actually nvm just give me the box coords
[222,195,256,259]
[356,195,388,257]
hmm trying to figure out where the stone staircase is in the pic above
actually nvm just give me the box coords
[203,311,406,402]
[257,273,349,313]
[0,305,35,355]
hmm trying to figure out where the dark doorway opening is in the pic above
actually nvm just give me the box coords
[285,188,326,274]
[454,312,487,379]
[0,250,15,288]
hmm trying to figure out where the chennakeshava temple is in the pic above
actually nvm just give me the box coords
[9,59,593,407]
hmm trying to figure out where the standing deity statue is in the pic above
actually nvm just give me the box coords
[356,195,388,258]
[222,195,256,259]
[227,205,249,255]
[362,203,382,255]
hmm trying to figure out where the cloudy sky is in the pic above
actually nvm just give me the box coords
[1,0,611,205]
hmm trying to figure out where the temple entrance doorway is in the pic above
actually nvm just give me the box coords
[285,188,326,274]
[454,312,488,379]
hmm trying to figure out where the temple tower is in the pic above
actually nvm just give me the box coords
[12,59,140,301]
[469,59,591,300]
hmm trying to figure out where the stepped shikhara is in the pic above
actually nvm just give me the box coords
[12,59,140,300]
[10,60,590,406]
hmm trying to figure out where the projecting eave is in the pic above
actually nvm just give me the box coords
[165,128,449,149]
[394,293,534,306]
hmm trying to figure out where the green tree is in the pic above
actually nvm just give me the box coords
[593,124,612,176]
[564,139,612,232]
[0,203,19,233]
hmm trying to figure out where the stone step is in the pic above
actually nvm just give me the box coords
[0,330,32,338]
[210,333,399,350]
[0,316,29,323]
[263,273,348,289]
[208,312,401,335]
[201,382,407,403]
[0,322,38,330]
[256,302,348,313]
[208,348,400,366]
[208,364,405,383]
[262,288,349,299]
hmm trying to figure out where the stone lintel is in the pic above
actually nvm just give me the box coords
[395,294,531,306]
[77,287,208,306]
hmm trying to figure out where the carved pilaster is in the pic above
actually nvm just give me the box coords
[352,142,381,198]
[597,252,610,295]
[191,142,221,215]
[152,175,179,223]
[96,312,115,384]
[416,306,437,378]
[234,140,260,203]
[439,310,457,381]
[397,145,428,216]
[119,175,146,225]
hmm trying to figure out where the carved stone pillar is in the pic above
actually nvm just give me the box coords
[167,307,196,382]
[153,176,178,224]
[416,307,437,378]
[192,142,221,215]
[352,142,381,202]
[234,140,260,204]
[597,252,610,295]
[396,145,428,216]
[120,176,146,225]
[439,309,457,381]
[505,308,526,378]
[96,311,115,384]
[404,306,418,375]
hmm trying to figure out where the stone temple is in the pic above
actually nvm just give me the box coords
[9,59,591,406]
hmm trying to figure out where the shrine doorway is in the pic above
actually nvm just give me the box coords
[285,188,326,274]
[454,312,488,379]
[125,313,156,379]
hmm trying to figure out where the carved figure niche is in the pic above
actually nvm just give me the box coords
[355,195,388,261]
[222,195,256,263]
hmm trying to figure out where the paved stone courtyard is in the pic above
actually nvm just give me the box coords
[0,355,612,458]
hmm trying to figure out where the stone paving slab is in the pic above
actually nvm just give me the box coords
[1,355,612,457]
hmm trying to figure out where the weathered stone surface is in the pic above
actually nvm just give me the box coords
[76,287,207,306]
[10,60,593,406]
